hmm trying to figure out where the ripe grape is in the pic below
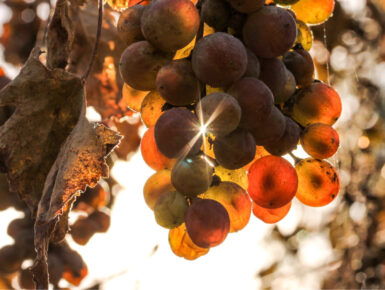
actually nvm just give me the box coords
[185,198,230,248]
[141,127,176,170]
[259,57,288,99]
[156,59,200,106]
[243,6,297,58]
[0,245,24,273]
[296,20,313,51]
[227,0,264,13]
[291,0,335,25]
[264,117,301,156]
[248,155,298,208]
[214,165,248,190]
[291,82,342,127]
[252,201,292,223]
[141,0,200,51]
[168,223,209,260]
[70,218,99,245]
[283,47,314,87]
[213,128,256,170]
[195,92,241,137]
[201,0,231,31]
[192,32,247,87]
[227,78,274,128]
[243,49,261,79]
[140,91,166,128]
[143,169,175,210]
[154,191,189,228]
[201,181,251,232]
[119,41,174,91]
[249,106,286,145]
[154,107,202,158]
[274,69,296,104]
[117,5,145,46]
[300,123,339,159]
[295,158,340,207]
[122,83,149,112]
[88,210,111,233]
[171,154,214,197]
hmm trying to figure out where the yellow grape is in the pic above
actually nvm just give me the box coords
[291,0,335,25]
[214,165,248,190]
[295,158,340,207]
[143,169,175,210]
[296,20,313,51]
[169,223,209,260]
[174,24,215,60]
[140,91,166,128]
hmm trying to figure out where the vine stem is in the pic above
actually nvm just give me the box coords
[82,0,103,81]
[289,152,302,164]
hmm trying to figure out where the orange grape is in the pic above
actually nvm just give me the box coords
[252,201,291,223]
[141,127,176,171]
[169,223,209,260]
[201,181,251,232]
[300,123,339,159]
[248,155,298,209]
[140,91,166,128]
[295,158,340,207]
[291,82,342,127]
[122,83,149,112]
[143,170,175,210]
[291,0,335,25]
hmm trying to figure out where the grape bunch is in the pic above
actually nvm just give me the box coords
[117,0,340,259]
[0,172,111,287]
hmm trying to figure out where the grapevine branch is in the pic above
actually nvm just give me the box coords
[82,0,104,81]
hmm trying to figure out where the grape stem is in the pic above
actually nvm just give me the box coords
[289,152,302,164]
[82,0,103,81]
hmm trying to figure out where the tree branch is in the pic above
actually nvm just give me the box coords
[82,0,103,81]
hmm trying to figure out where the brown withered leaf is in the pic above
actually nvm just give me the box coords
[0,47,83,216]
[111,116,142,160]
[32,103,121,288]
[47,0,75,69]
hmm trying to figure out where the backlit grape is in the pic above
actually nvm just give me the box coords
[296,158,340,207]
[252,201,291,223]
[248,155,298,208]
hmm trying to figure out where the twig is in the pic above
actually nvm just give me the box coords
[289,152,301,164]
[82,0,103,81]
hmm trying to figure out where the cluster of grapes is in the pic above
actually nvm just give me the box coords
[118,0,340,259]
[0,180,111,287]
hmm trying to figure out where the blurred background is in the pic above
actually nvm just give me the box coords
[1,0,385,289]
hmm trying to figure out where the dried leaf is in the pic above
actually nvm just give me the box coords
[0,47,83,216]
[32,103,121,288]
[47,0,75,69]
[111,116,141,160]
